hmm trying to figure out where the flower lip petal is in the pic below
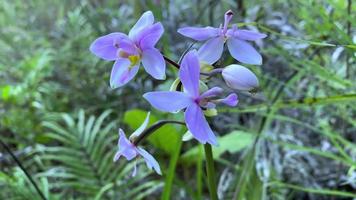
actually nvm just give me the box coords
[137,147,162,175]
[110,59,139,89]
[116,129,137,161]
[129,112,151,140]
[143,91,193,112]
[118,39,138,55]
[89,32,127,61]
[227,38,262,65]
[129,11,154,39]
[184,103,218,146]
[177,26,219,41]
[179,50,201,97]
[197,36,225,65]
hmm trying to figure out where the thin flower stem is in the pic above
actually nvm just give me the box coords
[0,139,47,200]
[163,55,223,77]
[200,68,223,77]
[133,120,185,145]
[163,55,180,69]
[204,144,218,200]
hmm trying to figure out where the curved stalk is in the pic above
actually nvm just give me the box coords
[0,139,47,200]
[163,55,223,78]
[163,55,181,69]
[133,120,185,146]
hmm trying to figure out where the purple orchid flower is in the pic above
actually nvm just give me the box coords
[178,10,266,65]
[90,11,166,88]
[113,112,161,176]
[143,50,238,145]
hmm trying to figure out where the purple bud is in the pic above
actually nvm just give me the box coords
[222,64,259,91]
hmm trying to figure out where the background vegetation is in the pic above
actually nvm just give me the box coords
[0,0,355,199]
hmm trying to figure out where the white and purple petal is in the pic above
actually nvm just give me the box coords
[197,36,224,65]
[216,93,238,107]
[179,50,201,98]
[114,129,137,161]
[118,39,139,55]
[199,87,223,99]
[89,32,128,61]
[129,112,151,140]
[227,38,262,65]
[137,147,162,175]
[143,91,193,112]
[129,11,154,40]
[184,103,218,146]
[234,29,267,41]
[177,26,219,41]
[137,22,164,50]
[223,10,234,34]
[110,59,139,89]
[141,48,166,80]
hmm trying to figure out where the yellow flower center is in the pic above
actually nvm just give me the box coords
[128,55,140,68]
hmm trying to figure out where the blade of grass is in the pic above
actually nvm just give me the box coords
[161,136,183,200]
[219,94,356,113]
[195,145,203,200]
[269,182,356,198]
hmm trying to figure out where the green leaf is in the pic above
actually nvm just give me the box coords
[0,85,11,101]
[181,130,254,164]
[123,109,181,155]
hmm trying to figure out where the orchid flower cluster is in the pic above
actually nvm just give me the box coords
[90,10,266,175]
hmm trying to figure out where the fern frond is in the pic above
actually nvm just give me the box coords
[38,109,161,199]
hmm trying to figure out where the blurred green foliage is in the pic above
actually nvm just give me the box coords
[0,0,355,199]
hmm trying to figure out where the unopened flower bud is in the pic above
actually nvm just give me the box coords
[222,64,259,91]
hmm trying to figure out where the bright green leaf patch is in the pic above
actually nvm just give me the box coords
[0,85,11,101]
[123,109,182,155]
[181,130,254,164]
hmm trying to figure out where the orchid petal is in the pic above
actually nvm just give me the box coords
[110,59,139,88]
[129,11,154,39]
[234,30,267,41]
[137,22,164,49]
[227,38,262,65]
[132,162,137,177]
[116,129,137,161]
[197,36,224,64]
[177,26,219,41]
[185,103,218,145]
[199,87,223,99]
[118,39,138,55]
[89,32,127,61]
[179,50,200,97]
[222,64,259,91]
[141,48,166,80]
[143,91,192,112]
[217,93,238,107]
[137,147,162,175]
[113,151,121,162]
[129,112,151,140]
